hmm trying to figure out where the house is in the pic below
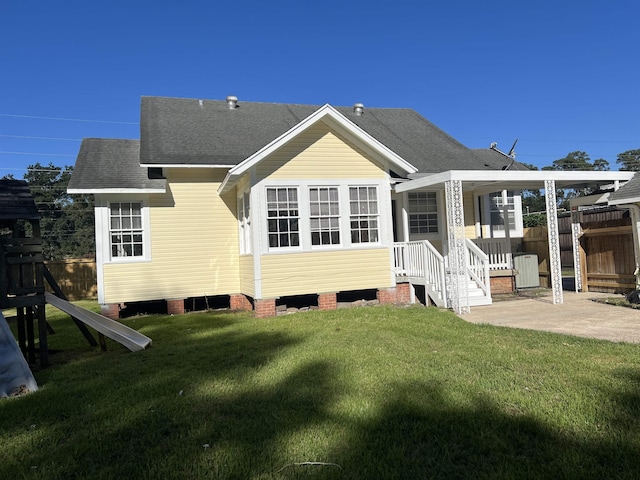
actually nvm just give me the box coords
[68,96,635,316]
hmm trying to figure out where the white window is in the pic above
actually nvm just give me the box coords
[408,192,438,234]
[309,187,340,246]
[483,190,523,238]
[238,192,251,254]
[349,186,379,243]
[266,187,300,248]
[109,202,144,258]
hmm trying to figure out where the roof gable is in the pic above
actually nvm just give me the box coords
[609,172,640,205]
[218,104,417,193]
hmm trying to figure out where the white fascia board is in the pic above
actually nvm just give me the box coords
[68,187,166,194]
[609,196,640,206]
[139,163,235,168]
[218,104,417,194]
[569,192,612,207]
[396,170,635,193]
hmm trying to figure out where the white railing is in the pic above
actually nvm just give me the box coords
[465,239,491,299]
[471,238,513,270]
[393,241,447,307]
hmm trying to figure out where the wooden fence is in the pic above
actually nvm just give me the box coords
[45,258,97,300]
[522,213,635,293]
[522,226,551,288]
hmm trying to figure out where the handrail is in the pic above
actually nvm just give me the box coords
[465,239,491,299]
[393,241,447,307]
[471,238,513,270]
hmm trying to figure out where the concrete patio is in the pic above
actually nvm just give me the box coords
[459,291,640,343]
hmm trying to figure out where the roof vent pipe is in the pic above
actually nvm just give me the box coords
[353,103,364,116]
[226,95,238,110]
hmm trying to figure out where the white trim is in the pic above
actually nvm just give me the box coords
[609,195,640,206]
[95,196,106,304]
[481,190,523,238]
[257,178,390,255]
[397,170,635,192]
[139,163,234,169]
[96,195,152,265]
[219,104,417,194]
[68,188,166,194]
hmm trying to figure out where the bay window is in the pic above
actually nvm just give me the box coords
[262,183,384,251]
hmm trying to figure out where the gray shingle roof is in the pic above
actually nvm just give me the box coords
[140,96,504,173]
[72,96,514,190]
[68,139,166,191]
[609,172,640,203]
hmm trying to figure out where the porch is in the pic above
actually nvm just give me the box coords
[392,238,515,309]
[393,169,635,314]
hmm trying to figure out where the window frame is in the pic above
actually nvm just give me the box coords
[96,195,152,264]
[238,191,252,255]
[482,190,524,238]
[309,186,341,247]
[408,191,439,235]
[349,186,380,244]
[260,181,387,254]
[266,186,301,250]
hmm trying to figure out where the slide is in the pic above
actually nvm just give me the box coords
[0,311,38,398]
[45,293,152,352]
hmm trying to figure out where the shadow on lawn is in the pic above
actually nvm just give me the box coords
[3,311,640,479]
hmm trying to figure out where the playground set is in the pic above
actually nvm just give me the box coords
[0,179,151,398]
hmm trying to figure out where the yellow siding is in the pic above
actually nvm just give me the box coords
[239,255,255,297]
[464,191,477,238]
[102,169,240,303]
[260,249,392,298]
[256,121,386,180]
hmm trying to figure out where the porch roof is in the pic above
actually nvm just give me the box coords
[395,169,635,194]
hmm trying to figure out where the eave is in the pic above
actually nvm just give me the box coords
[395,170,635,194]
[218,104,418,194]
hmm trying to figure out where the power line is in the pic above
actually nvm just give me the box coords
[0,113,138,125]
[0,134,82,141]
[0,151,76,157]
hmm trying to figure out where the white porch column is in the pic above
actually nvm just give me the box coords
[571,207,583,292]
[628,205,640,289]
[445,179,469,314]
[544,180,563,304]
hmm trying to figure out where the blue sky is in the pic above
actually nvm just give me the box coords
[1,0,639,178]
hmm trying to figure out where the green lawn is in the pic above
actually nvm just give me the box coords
[2,303,640,479]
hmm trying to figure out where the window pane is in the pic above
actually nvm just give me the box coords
[308,187,340,246]
[266,187,300,249]
[109,202,144,258]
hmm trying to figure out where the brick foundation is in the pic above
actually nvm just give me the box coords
[377,287,397,304]
[395,282,411,304]
[167,299,185,315]
[230,294,253,311]
[254,298,276,318]
[318,292,337,310]
[101,303,120,320]
[490,275,515,294]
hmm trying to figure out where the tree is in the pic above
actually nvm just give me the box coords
[23,162,94,259]
[616,149,640,171]
[547,151,609,172]
[544,151,610,208]
[520,162,546,217]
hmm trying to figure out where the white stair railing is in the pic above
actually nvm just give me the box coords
[465,239,491,299]
[393,241,447,307]
[471,238,513,270]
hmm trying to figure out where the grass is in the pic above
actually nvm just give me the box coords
[2,303,640,479]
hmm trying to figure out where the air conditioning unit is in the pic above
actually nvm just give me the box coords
[513,253,539,289]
